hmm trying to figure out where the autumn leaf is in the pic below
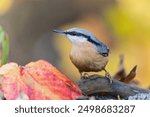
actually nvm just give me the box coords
[0,60,82,100]
[113,55,137,84]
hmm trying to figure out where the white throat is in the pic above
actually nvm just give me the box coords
[67,35,87,44]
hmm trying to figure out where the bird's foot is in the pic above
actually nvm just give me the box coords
[104,70,113,84]
[81,73,89,79]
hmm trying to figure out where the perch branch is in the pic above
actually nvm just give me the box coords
[77,75,150,98]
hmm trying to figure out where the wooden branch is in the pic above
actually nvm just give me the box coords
[77,75,150,99]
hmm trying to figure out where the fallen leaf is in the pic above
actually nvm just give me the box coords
[113,55,137,83]
[124,65,137,83]
[0,60,82,100]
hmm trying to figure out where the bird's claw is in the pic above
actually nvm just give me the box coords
[105,71,113,84]
[81,73,89,79]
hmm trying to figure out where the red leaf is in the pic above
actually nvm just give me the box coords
[0,60,82,100]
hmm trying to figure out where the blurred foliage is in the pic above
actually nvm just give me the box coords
[105,0,150,87]
[0,0,13,15]
[0,26,9,66]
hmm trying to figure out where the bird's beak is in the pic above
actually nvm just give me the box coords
[53,29,66,35]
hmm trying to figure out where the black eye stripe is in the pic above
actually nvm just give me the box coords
[67,32,76,36]
[66,31,101,46]
[65,31,89,37]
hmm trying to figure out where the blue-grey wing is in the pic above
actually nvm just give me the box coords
[92,37,109,57]
[96,44,109,57]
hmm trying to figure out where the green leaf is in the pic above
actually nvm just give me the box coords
[0,26,9,66]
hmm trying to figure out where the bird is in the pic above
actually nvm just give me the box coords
[53,28,111,80]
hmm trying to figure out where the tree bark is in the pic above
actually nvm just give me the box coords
[77,75,150,99]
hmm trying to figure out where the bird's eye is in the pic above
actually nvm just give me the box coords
[68,32,77,36]
[71,32,76,36]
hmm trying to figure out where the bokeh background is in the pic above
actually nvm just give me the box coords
[0,0,150,87]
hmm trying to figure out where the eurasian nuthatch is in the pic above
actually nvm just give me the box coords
[53,28,110,79]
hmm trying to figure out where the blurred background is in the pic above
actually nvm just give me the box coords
[0,0,150,87]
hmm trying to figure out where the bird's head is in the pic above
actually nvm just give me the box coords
[53,28,95,44]
[53,28,109,57]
